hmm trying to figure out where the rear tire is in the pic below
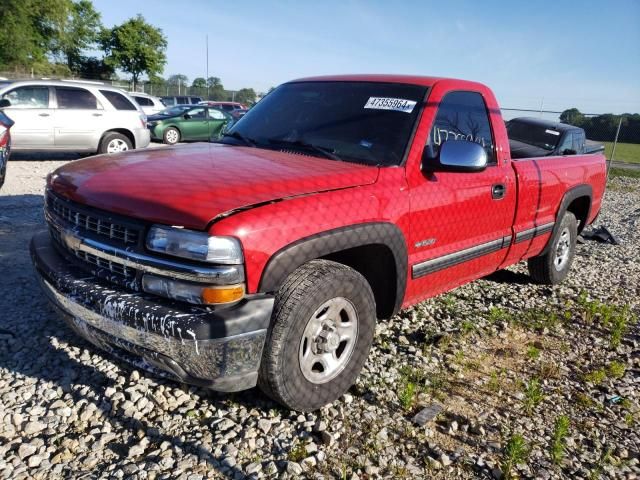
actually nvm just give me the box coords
[527,211,577,284]
[99,132,132,154]
[258,260,376,411]
[163,127,180,145]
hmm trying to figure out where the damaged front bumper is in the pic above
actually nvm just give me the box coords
[30,231,274,392]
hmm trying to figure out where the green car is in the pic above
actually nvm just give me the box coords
[147,105,233,145]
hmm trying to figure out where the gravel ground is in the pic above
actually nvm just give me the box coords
[0,157,638,480]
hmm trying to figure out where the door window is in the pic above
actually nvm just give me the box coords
[1,86,49,108]
[56,87,99,109]
[209,108,226,120]
[133,96,153,106]
[557,133,574,154]
[186,107,206,119]
[426,91,496,163]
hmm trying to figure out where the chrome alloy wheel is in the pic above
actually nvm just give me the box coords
[553,227,571,271]
[165,129,179,144]
[106,138,129,153]
[298,297,359,384]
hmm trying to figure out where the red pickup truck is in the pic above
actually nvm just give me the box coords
[31,75,606,410]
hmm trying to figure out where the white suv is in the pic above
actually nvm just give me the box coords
[129,91,165,116]
[0,80,150,154]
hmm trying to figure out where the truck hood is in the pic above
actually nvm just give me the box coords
[49,143,379,230]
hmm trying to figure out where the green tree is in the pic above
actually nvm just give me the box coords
[0,0,71,70]
[55,0,103,71]
[207,76,221,88]
[101,14,167,89]
[560,108,585,126]
[235,88,257,105]
[191,77,207,88]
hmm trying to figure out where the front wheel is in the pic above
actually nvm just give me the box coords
[163,127,180,145]
[258,260,376,411]
[527,211,577,284]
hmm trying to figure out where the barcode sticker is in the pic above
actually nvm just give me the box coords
[364,97,417,113]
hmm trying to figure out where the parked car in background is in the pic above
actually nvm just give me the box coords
[0,80,150,154]
[160,95,202,107]
[0,109,14,189]
[201,101,247,112]
[147,105,232,144]
[507,117,604,159]
[129,92,165,115]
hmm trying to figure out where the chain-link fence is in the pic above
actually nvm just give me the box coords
[503,108,640,166]
[1,71,637,165]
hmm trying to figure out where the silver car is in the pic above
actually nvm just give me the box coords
[0,80,150,154]
[129,91,165,116]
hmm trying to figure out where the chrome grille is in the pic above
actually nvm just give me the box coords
[74,250,135,278]
[47,194,139,245]
[49,220,138,280]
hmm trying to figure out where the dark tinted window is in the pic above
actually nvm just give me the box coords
[189,97,202,103]
[162,97,175,106]
[176,96,189,104]
[100,90,137,110]
[224,81,427,166]
[426,91,495,163]
[507,120,561,151]
[1,86,49,108]
[56,87,98,109]
[134,96,153,106]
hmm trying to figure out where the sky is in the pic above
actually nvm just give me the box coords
[92,0,640,114]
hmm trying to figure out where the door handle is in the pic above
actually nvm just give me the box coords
[38,113,50,117]
[92,113,103,117]
[491,183,506,200]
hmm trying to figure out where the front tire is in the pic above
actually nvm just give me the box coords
[527,211,577,284]
[258,260,376,411]
[163,127,180,145]
[99,132,132,154]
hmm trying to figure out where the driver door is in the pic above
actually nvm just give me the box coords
[180,107,209,140]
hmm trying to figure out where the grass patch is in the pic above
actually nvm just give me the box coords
[550,415,570,465]
[398,379,418,411]
[576,392,596,409]
[287,440,308,462]
[609,166,640,179]
[604,141,640,164]
[583,367,607,385]
[501,434,529,480]
[526,345,541,360]
[574,294,635,348]
[607,361,626,379]
[523,378,544,414]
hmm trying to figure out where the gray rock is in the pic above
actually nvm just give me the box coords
[257,418,271,434]
[17,443,37,460]
[23,422,46,435]
[411,404,444,426]
[285,461,303,476]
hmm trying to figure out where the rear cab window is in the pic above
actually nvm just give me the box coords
[100,90,137,110]
[2,86,50,108]
[56,87,99,109]
[426,91,496,164]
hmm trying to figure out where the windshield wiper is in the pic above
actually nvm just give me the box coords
[221,131,257,147]
[265,138,342,161]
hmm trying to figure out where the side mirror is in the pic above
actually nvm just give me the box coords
[562,148,577,156]
[0,98,10,108]
[422,140,488,173]
[183,113,191,119]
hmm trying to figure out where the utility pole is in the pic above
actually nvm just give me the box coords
[206,35,209,100]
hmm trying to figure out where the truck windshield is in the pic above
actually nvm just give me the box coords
[218,81,427,166]
[507,120,561,151]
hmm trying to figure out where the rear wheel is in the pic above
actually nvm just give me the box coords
[163,127,180,145]
[99,132,132,154]
[527,211,577,284]
[258,260,376,411]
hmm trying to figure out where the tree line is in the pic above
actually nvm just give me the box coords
[0,0,258,103]
[560,109,640,143]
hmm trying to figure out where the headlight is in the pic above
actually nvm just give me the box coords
[146,225,243,264]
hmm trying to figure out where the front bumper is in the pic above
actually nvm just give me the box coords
[30,231,274,392]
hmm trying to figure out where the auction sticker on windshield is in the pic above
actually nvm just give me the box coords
[364,97,417,113]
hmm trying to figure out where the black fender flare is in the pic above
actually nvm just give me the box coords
[258,222,408,316]
[542,184,592,255]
